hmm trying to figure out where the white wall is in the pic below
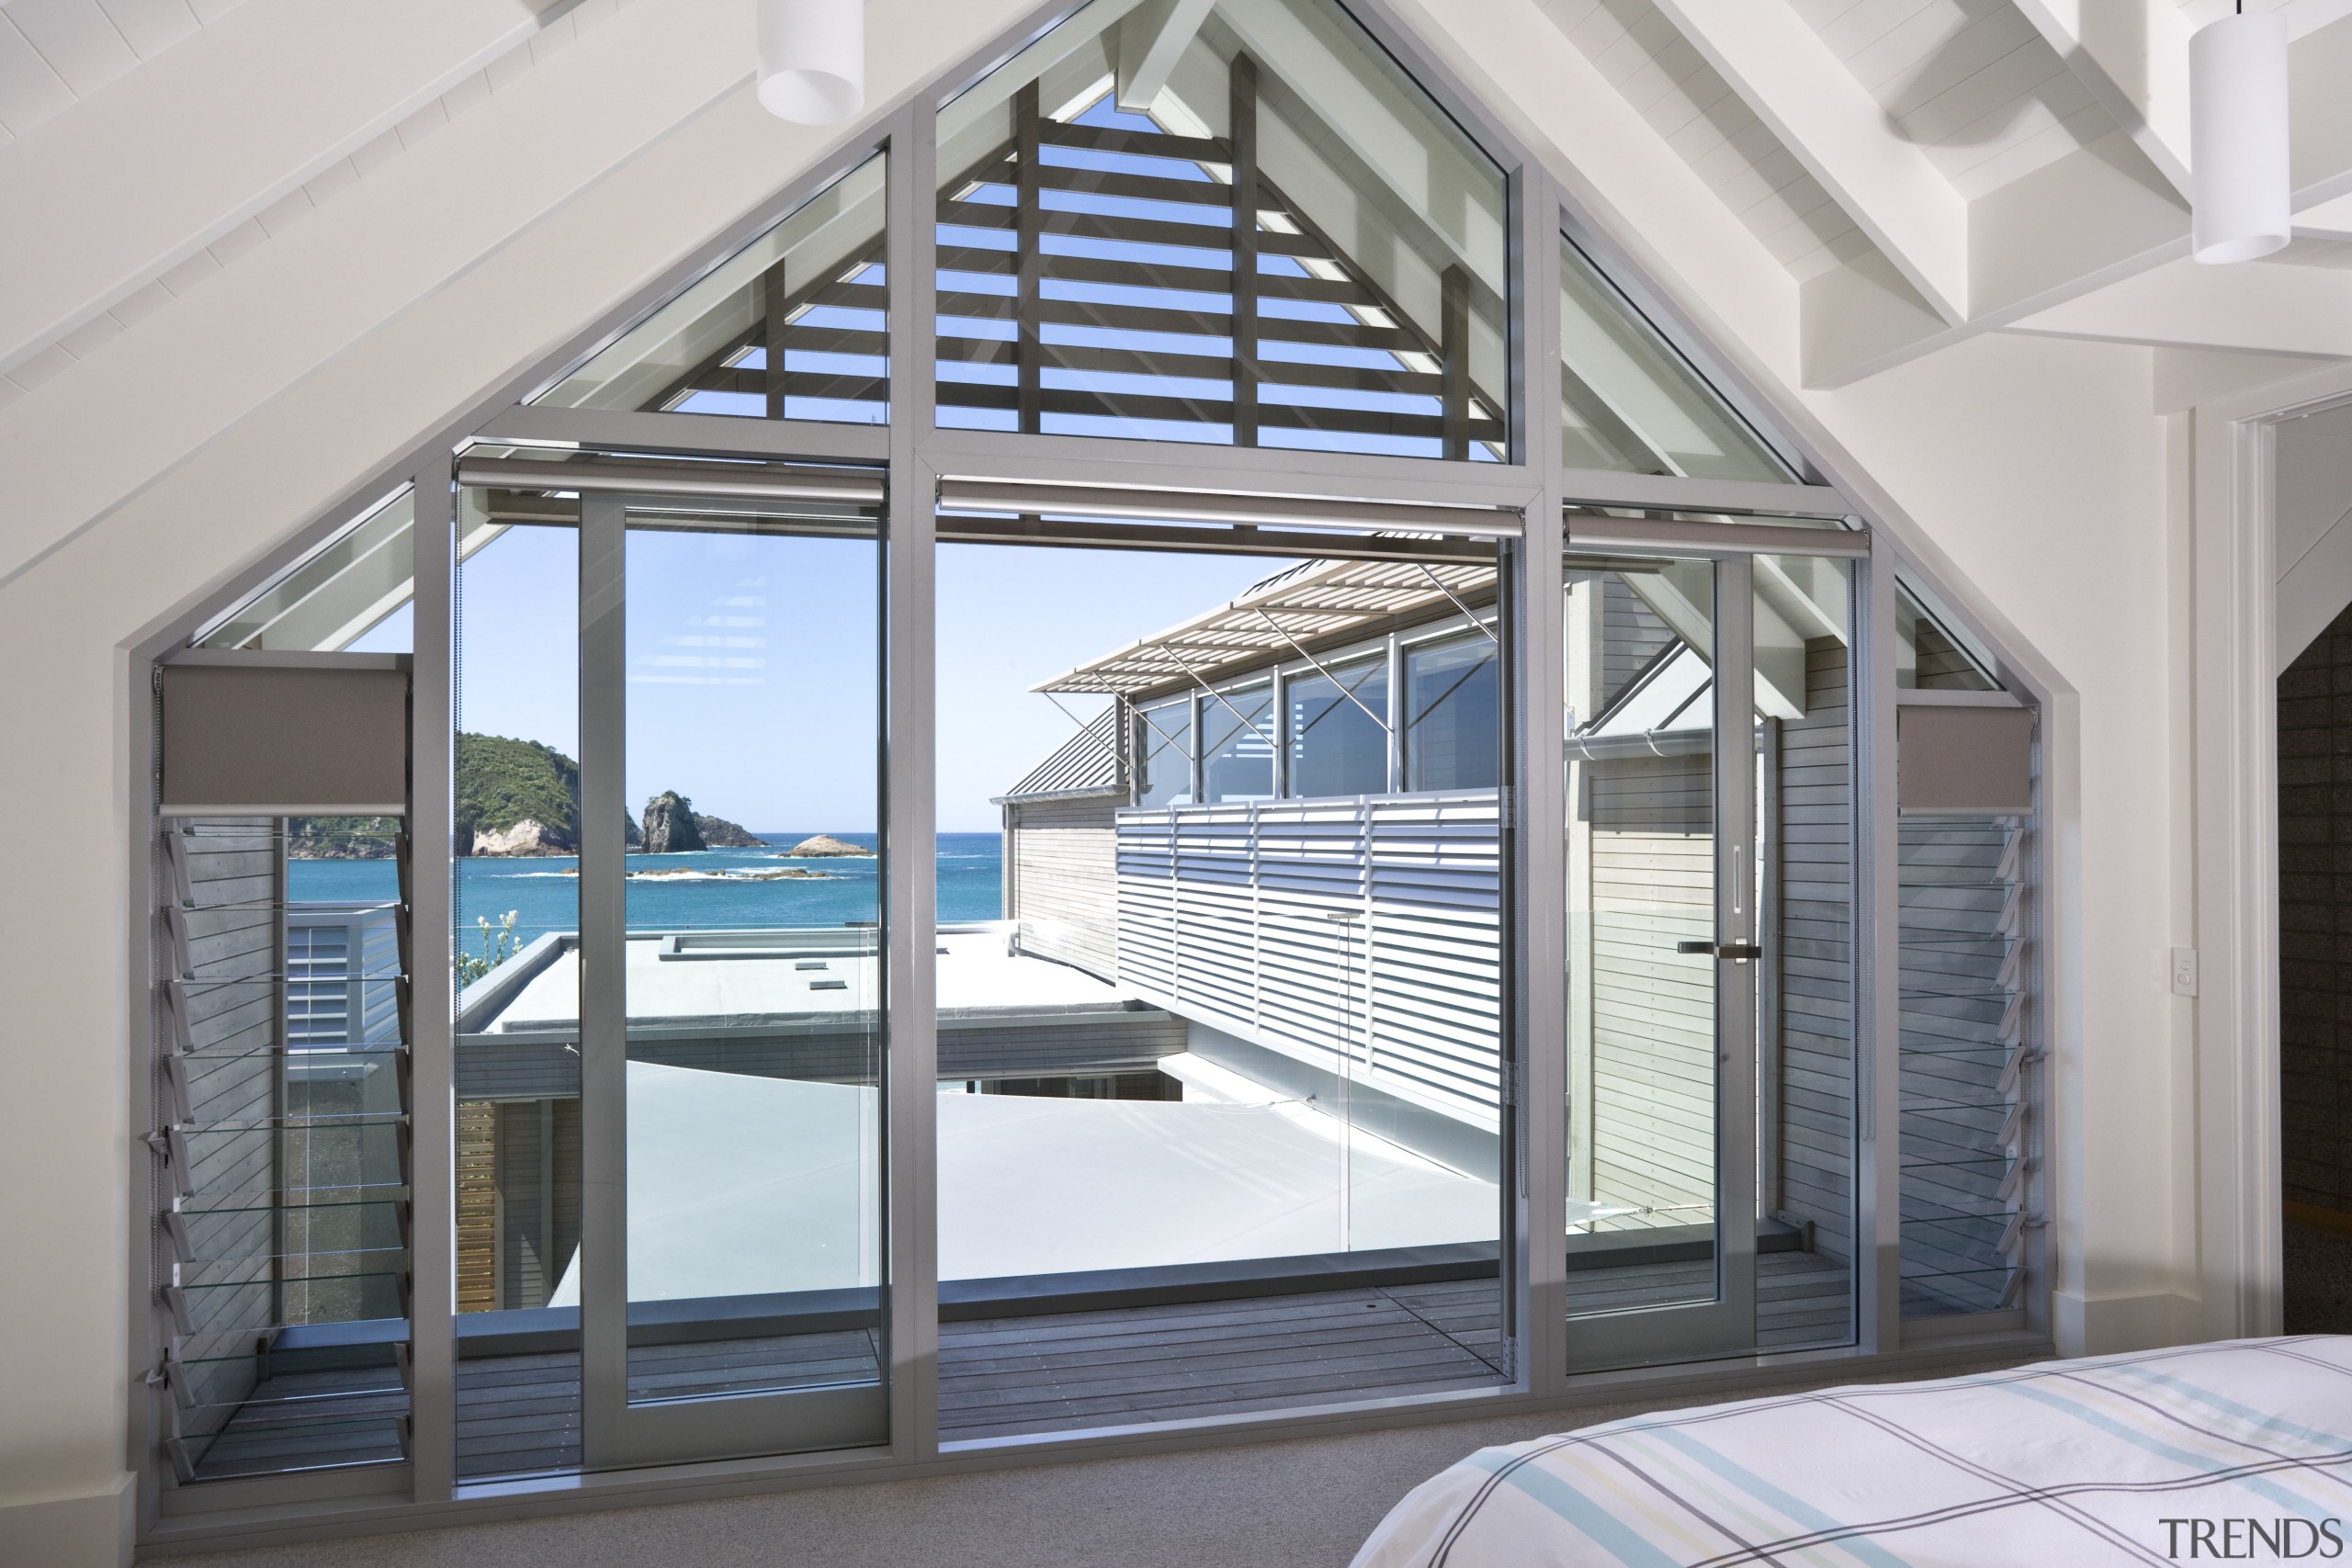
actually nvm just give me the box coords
[1800,333,2196,1351]
[0,4,2201,1562]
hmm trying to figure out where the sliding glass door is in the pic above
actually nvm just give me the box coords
[448,471,888,1475]
[1562,541,1858,1371]
[577,489,887,1469]
[931,521,1514,1441]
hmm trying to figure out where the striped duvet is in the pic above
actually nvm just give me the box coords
[1352,1338,2352,1567]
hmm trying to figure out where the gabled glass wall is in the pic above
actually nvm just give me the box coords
[141,0,2053,1520]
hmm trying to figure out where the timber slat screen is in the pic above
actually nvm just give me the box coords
[647,235,889,420]
[934,67,1497,455]
[642,54,1501,457]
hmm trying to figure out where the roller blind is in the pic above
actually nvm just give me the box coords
[161,664,409,817]
[1896,705,2032,816]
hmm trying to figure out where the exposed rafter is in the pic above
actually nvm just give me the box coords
[2004,255,2352,358]
[1649,0,1970,327]
[1114,0,1216,111]
[2006,0,2195,199]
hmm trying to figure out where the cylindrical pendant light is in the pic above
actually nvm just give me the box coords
[2190,6,2291,264]
[756,0,864,126]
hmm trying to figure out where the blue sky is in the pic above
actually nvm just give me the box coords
[381,522,1282,834]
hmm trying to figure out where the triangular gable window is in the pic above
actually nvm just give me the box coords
[933,0,1510,460]
[1895,576,1998,690]
[1559,235,1795,484]
[532,150,888,425]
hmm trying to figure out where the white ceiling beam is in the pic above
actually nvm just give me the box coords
[1647,0,1971,326]
[1804,129,2190,386]
[1800,253,1954,389]
[2002,255,2352,357]
[2299,191,2352,241]
[1114,0,1215,112]
[1967,130,2188,321]
[1380,0,1803,386]
[0,0,552,384]
[1694,120,2175,388]
[2007,0,2194,198]
[2291,13,2352,210]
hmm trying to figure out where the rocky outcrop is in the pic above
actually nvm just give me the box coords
[785,833,874,858]
[641,792,707,853]
[288,817,401,858]
[472,818,573,857]
[692,812,765,848]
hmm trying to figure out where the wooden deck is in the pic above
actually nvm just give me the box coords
[193,1252,1852,1482]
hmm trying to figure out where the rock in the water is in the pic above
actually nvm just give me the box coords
[473,818,572,856]
[641,792,707,853]
[785,833,873,858]
[692,812,765,848]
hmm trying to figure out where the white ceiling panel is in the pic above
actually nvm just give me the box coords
[94,0,199,59]
[0,17,74,137]
[0,0,241,141]
[5,0,138,98]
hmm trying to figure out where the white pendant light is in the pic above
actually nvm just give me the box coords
[756,0,865,126]
[2190,4,2291,264]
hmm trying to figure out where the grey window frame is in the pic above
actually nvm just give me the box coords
[122,0,2053,1551]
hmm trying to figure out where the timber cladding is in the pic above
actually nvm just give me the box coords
[1005,795,1121,980]
[2280,613,2352,1217]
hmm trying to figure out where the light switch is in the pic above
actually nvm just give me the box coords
[2171,947,2199,998]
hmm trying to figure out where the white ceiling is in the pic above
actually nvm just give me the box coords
[0,0,244,144]
[1527,0,2352,380]
[0,0,2346,422]
[1793,0,2112,199]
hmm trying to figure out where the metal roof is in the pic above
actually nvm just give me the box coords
[996,708,1125,803]
[1031,555,1498,697]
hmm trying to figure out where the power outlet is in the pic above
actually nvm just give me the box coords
[2171,947,2199,998]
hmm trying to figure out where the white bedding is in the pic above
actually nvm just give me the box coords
[1352,1338,2352,1567]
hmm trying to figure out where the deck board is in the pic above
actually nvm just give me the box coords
[194,1252,1853,1480]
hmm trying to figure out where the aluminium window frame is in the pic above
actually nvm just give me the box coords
[124,0,2053,1551]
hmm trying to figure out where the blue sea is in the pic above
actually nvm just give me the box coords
[288,832,1004,955]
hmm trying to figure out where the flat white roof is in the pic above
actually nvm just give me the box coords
[548,1058,1498,1304]
[483,928,1138,1032]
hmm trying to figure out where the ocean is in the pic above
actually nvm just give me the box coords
[288,831,1005,955]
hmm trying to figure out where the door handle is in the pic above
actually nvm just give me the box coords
[1677,941,1763,962]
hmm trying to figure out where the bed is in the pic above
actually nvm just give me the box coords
[1351,1337,2352,1567]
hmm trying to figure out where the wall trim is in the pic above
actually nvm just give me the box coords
[2050,1290,2199,1357]
[2190,358,2352,1345]
[0,1473,134,1568]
